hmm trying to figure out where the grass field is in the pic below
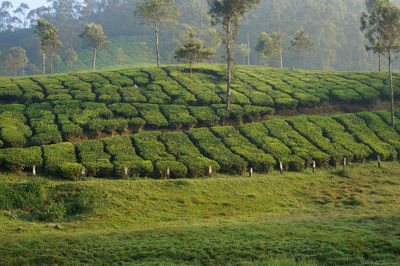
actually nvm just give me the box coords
[0,161,399,265]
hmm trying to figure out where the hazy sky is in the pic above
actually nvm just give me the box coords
[9,0,49,10]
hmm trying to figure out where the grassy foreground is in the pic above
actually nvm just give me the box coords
[0,162,400,265]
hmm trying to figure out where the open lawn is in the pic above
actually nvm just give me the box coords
[0,162,399,265]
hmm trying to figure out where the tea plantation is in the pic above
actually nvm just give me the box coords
[1,65,400,265]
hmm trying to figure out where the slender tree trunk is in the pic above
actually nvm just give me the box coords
[226,20,232,110]
[155,23,160,67]
[379,53,382,72]
[280,49,283,68]
[190,62,193,82]
[247,32,250,65]
[50,55,53,74]
[389,50,395,128]
[298,51,301,69]
[93,47,97,71]
[42,52,46,75]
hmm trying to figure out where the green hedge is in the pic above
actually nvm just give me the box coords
[334,114,397,161]
[132,131,175,163]
[42,142,78,178]
[76,140,114,177]
[160,132,220,178]
[287,117,350,165]
[160,105,197,129]
[211,126,276,173]
[263,119,330,166]
[0,147,43,172]
[103,136,153,178]
[308,116,372,162]
[187,128,247,174]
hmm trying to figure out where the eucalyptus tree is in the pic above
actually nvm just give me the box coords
[361,0,400,128]
[290,29,314,68]
[34,18,62,75]
[65,48,78,72]
[79,23,111,71]
[255,32,282,66]
[0,47,28,76]
[361,0,386,71]
[134,0,180,67]
[174,29,214,80]
[207,0,262,110]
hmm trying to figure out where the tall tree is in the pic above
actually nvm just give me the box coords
[0,47,28,76]
[271,0,290,68]
[134,0,180,67]
[34,18,61,75]
[361,0,386,71]
[174,28,214,80]
[290,29,315,68]
[238,43,251,64]
[207,0,262,110]
[65,48,78,72]
[361,0,400,128]
[255,32,282,66]
[79,23,111,71]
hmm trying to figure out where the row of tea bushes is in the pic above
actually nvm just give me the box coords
[1,109,400,179]
[0,100,273,148]
[1,66,399,111]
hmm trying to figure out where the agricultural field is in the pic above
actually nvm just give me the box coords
[1,65,400,265]
[0,65,397,149]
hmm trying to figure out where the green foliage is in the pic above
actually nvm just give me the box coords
[155,160,188,179]
[160,132,220,177]
[42,142,79,178]
[160,104,197,129]
[211,126,276,172]
[187,128,247,174]
[0,180,46,210]
[334,113,397,160]
[37,201,66,222]
[59,163,83,181]
[76,140,113,177]
[0,147,43,172]
[263,119,330,166]
[134,103,168,128]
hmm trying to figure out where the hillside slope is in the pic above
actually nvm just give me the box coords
[0,65,398,150]
[0,162,399,264]
[1,108,400,180]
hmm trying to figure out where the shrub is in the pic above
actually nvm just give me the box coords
[238,123,293,165]
[132,131,175,162]
[160,132,220,177]
[334,114,397,161]
[211,126,276,172]
[59,163,83,181]
[155,160,188,179]
[309,116,371,162]
[287,117,350,165]
[263,119,330,166]
[288,155,305,172]
[42,142,78,177]
[76,140,114,177]
[0,180,46,210]
[109,103,138,118]
[160,105,197,129]
[357,112,400,155]
[188,106,220,126]
[37,201,66,221]
[187,128,248,174]
[0,147,43,172]
[275,98,298,110]
[134,104,168,128]
[119,87,147,103]
[129,118,146,132]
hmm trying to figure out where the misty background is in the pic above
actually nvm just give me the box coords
[2,0,400,74]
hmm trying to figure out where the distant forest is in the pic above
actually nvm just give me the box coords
[1,0,400,75]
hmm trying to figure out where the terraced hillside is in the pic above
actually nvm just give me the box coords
[0,65,398,148]
[1,108,399,180]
